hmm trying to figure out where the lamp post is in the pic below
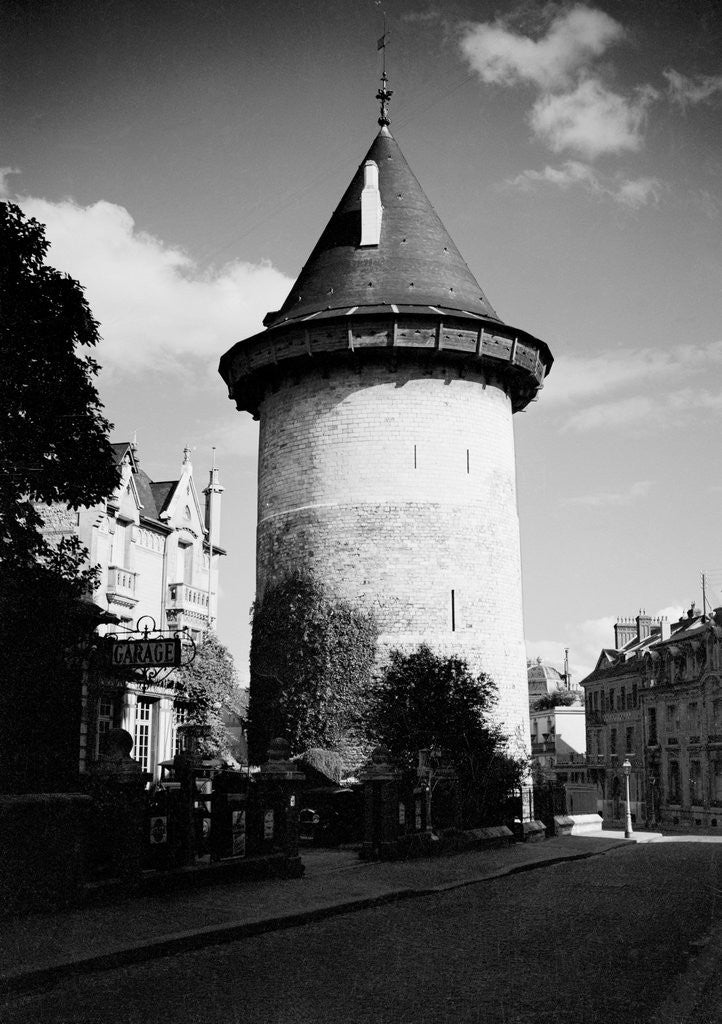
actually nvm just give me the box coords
[622,758,634,839]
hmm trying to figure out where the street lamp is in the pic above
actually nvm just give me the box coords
[622,758,634,839]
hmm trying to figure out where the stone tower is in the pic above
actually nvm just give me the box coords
[220,114,553,755]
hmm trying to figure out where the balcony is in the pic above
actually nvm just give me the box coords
[167,582,210,621]
[106,565,138,609]
[532,740,556,755]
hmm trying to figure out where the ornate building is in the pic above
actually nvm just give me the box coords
[527,656,586,785]
[40,442,225,778]
[581,606,722,829]
[641,607,722,828]
[220,82,553,760]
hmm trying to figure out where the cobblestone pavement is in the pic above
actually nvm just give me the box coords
[2,841,720,1024]
[0,834,627,985]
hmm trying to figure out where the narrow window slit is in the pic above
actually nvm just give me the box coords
[451,589,456,632]
[466,448,470,474]
[414,444,417,469]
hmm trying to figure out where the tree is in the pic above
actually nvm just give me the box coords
[366,645,529,827]
[173,631,243,760]
[0,202,118,790]
[533,689,581,711]
[0,202,118,569]
[249,571,378,762]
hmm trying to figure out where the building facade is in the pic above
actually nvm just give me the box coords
[528,657,586,784]
[580,614,657,822]
[640,609,722,828]
[580,607,722,828]
[40,442,224,778]
[220,97,553,760]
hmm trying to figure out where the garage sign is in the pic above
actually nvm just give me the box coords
[110,638,181,668]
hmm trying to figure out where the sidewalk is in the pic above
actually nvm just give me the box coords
[0,833,629,994]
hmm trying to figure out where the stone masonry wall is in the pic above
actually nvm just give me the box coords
[255,359,531,754]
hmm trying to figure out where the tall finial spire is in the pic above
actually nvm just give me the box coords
[376,14,392,127]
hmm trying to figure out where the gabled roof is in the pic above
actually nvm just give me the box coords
[265,128,501,328]
[150,481,177,519]
[111,441,138,472]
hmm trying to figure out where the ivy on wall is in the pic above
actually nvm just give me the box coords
[249,571,378,763]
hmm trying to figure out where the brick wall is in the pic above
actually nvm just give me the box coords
[254,359,531,753]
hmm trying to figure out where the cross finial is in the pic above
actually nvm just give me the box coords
[376,14,392,126]
[376,70,392,127]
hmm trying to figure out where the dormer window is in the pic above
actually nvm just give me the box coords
[360,160,382,246]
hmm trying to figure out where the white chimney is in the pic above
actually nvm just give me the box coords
[360,160,382,246]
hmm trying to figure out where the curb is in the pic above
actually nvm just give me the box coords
[0,841,629,997]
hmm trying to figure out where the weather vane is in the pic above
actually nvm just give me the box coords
[376,10,392,126]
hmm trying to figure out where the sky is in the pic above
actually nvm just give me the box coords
[3,0,722,685]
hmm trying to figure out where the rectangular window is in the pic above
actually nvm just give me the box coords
[626,726,634,754]
[610,728,617,754]
[688,702,699,733]
[174,703,189,756]
[668,760,680,803]
[690,761,702,805]
[95,697,115,757]
[450,590,456,632]
[134,700,153,773]
[631,684,638,708]
[466,449,470,474]
[666,704,677,735]
[713,700,722,731]
[413,444,417,469]
[620,687,626,711]
[713,762,722,805]
[112,519,130,568]
[648,708,658,745]
[593,691,599,711]
[609,689,615,713]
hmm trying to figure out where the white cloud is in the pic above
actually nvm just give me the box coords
[530,605,689,682]
[460,7,660,161]
[614,176,663,207]
[563,395,653,431]
[530,79,657,158]
[460,5,624,90]
[665,69,722,108]
[563,387,722,432]
[507,159,663,207]
[0,166,20,194]
[543,342,722,406]
[528,614,615,681]
[563,480,652,507]
[537,344,722,432]
[5,189,292,374]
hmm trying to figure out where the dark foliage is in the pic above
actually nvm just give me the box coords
[249,571,378,762]
[533,689,581,711]
[0,202,118,568]
[0,203,117,791]
[367,645,529,827]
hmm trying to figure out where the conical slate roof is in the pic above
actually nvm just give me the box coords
[265,127,501,328]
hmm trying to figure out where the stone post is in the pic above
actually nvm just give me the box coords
[88,728,149,882]
[257,738,305,877]
[359,746,400,860]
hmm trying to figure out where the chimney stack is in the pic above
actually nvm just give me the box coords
[614,617,636,650]
[636,609,652,642]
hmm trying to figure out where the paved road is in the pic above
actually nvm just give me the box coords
[2,842,720,1024]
